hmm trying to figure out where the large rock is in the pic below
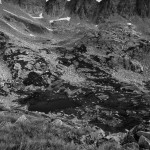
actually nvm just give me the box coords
[15,115,30,124]
[122,142,139,150]
[52,119,63,126]
[138,135,150,149]
[23,72,49,87]
[137,131,150,140]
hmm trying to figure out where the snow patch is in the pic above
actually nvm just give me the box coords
[0,0,2,4]
[28,13,43,19]
[50,17,71,23]
[29,34,35,37]
[127,23,132,26]
[46,27,53,31]
[3,9,18,17]
[96,0,102,2]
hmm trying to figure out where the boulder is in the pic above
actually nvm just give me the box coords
[52,119,63,126]
[23,72,49,87]
[15,115,30,124]
[122,142,139,150]
[137,131,150,140]
[138,135,150,149]
[106,132,125,144]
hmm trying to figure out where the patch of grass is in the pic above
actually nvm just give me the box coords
[0,112,126,150]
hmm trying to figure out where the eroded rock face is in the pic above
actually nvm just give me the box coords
[122,124,150,149]
[136,0,150,18]
[3,0,150,22]
[4,0,45,15]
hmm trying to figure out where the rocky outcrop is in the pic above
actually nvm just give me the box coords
[4,0,45,15]
[123,124,150,149]
[23,72,49,87]
[3,0,150,22]
[0,3,150,136]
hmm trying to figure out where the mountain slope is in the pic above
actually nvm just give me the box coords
[2,0,150,22]
[0,0,150,141]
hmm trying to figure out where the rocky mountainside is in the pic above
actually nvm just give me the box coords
[3,0,150,22]
[1,0,150,149]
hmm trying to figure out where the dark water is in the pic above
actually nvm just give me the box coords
[28,98,81,114]
[23,75,150,133]
[20,57,150,133]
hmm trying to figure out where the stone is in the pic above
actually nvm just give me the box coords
[138,135,150,149]
[122,142,139,150]
[52,119,63,126]
[106,133,125,144]
[97,128,105,138]
[15,115,30,124]
[137,131,150,140]
[23,72,49,87]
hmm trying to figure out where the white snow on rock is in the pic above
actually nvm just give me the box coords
[3,9,18,17]
[0,0,2,4]
[1,18,36,37]
[29,34,35,37]
[50,17,71,23]
[127,23,132,26]
[28,13,44,19]
[96,0,102,2]
[46,27,53,31]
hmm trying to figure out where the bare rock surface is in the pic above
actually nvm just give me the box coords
[0,0,150,149]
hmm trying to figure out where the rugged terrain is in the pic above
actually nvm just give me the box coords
[0,0,150,149]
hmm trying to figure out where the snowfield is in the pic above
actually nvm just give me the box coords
[50,17,71,23]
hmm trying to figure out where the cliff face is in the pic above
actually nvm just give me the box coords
[45,0,150,22]
[3,0,150,22]
[45,0,66,18]
[136,0,150,17]
[45,0,119,22]
[4,0,45,15]
[117,0,150,18]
